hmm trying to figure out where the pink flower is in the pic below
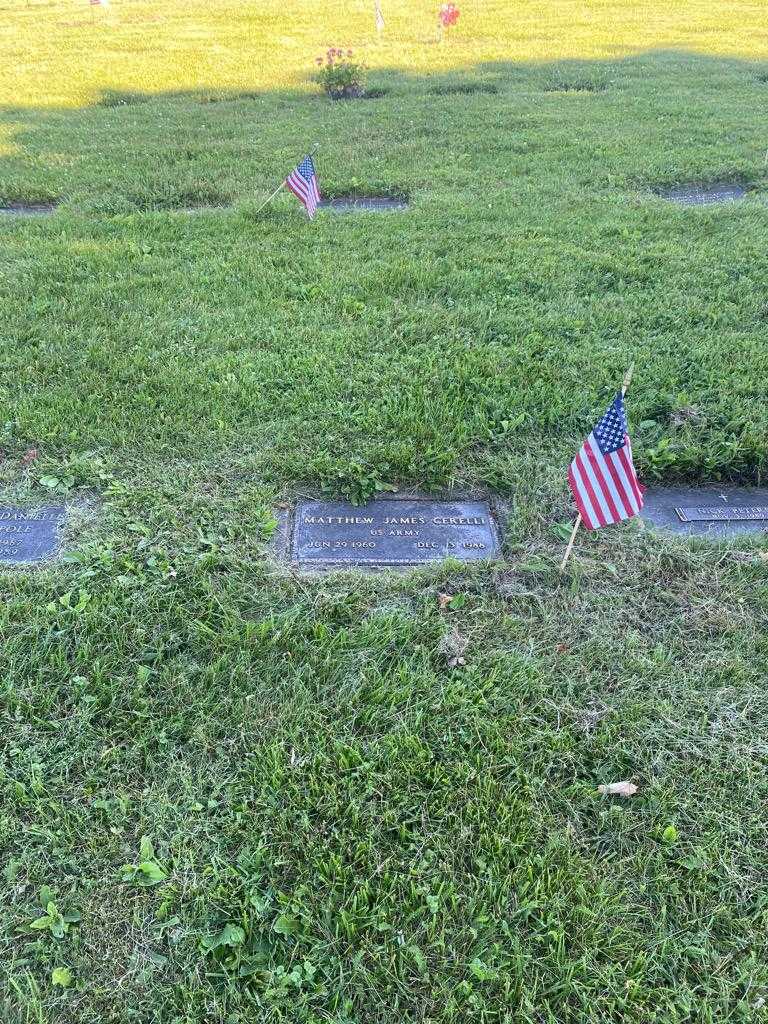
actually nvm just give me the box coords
[438,3,459,26]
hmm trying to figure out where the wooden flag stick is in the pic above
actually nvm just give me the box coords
[253,143,320,218]
[559,513,582,571]
[252,181,285,218]
[559,362,635,572]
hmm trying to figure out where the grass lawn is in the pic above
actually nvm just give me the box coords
[2,1,768,1021]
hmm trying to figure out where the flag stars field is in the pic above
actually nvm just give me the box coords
[2,2,768,1022]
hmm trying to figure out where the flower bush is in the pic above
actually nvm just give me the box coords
[315,48,367,99]
[438,3,460,34]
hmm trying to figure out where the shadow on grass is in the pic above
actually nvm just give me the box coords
[0,52,767,482]
[0,51,766,214]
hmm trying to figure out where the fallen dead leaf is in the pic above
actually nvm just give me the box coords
[437,592,453,611]
[21,448,39,465]
[598,781,638,797]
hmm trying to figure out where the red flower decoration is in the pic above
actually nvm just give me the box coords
[439,3,459,27]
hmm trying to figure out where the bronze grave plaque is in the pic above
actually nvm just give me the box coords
[292,498,501,567]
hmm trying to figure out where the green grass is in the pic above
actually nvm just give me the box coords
[2,1,768,1021]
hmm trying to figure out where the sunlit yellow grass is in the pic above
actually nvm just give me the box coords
[5,0,768,109]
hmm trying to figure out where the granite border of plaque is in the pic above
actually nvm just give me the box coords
[273,494,504,571]
[0,505,67,565]
[656,183,746,206]
[641,487,768,538]
[319,197,409,213]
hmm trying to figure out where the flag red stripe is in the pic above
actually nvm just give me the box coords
[567,401,643,533]
[570,449,604,529]
[289,173,310,199]
[286,172,319,218]
[286,175,310,203]
[617,442,643,508]
[575,450,608,528]
[602,449,635,518]
[624,436,645,503]
[576,447,612,527]
[613,447,642,514]
[568,462,599,530]
[600,438,637,520]
[584,437,622,523]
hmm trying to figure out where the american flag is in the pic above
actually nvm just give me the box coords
[284,155,320,219]
[567,392,644,530]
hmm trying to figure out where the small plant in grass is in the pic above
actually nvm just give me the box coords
[200,922,247,971]
[315,48,366,99]
[120,836,168,887]
[19,887,81,940]
[52,967,73,988]
[321,460,396,505]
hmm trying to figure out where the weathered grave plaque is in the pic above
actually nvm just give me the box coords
[0,201,58,216]
[292,498,500,567]
[0,506,66,564]
[675,505,768,523]
[642,487,768,537]
[319,197,408,213]
[658,183,745,206]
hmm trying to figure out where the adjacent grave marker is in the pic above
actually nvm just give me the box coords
[658,183,745,206]
[642,487,768,537]
[0,201,58,216]
[675,505,768,523]
[0,506,66,564]
[319,197,408,213]
[292,497,501,567]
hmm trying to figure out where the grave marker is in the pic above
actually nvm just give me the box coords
[319,197,408,212]
[0,201,58,216]
[642,487,768,537]
[291,498,500,567]
[658,183,745,206]
[0,506,66,564]
[675,505,768,523]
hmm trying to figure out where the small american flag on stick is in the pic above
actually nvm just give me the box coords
[560,366,643,570]
[285,154,320,219]
[568,391,644,530]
